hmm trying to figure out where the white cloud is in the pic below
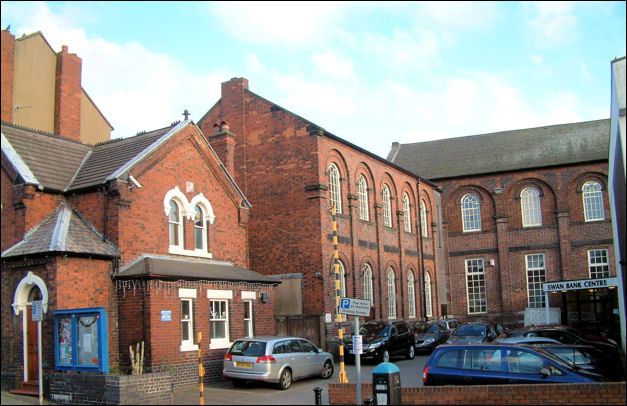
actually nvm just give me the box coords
[416,1,498,32]
[208,1,349,47]
[245,54,267,74]
[526,1,578,44]
[310,50,355,80]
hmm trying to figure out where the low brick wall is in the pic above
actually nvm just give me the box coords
[329,382,627,405]
[48,372,173,405]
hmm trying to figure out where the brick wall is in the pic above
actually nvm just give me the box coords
[329,382,627,405]
[54,45,82,141]
[47,372,173,405]
[1,29,15,122]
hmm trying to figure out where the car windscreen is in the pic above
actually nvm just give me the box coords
[454,325,486,337]
[360,323,387,337]
[228,340,267,357]
[426,324,439,334]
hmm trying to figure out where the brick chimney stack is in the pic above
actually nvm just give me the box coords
[1,29,16,123]
[54,45,82,141]
[209,121,236,175]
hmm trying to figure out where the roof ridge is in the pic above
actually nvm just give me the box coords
[93,122,179,146]
[1,120,88,145]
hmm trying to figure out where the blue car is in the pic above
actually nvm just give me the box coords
[422,343,607,386]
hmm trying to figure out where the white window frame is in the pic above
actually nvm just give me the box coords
[461,194,481,232]
[208,290,232,349]
[403,193,411,233]
[588,249,610,278]
[358,175,369,221]
[193,205,208,253]
[420,200,428,237]
[525,253,547,308]
[164,187,215,258]
[179,288,198,352]
[465,258,487,314]
[582,181,605,222]
[387,267,396,319]
[329,163,342,213]
[407,270,416,318]
[382,185,392,227]
[521,187,542,227]
[363,264,373,304]
[243,300,254,338]
[168,199,184,249]
[337,260,347,298]
[424,272,432,318]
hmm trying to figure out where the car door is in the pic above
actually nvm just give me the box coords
[504,348,563,384]
[299,339,320,376]
[464,347,506,385]
[286,339,306,379]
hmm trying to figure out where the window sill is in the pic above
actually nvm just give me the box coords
[169,246,213,258]
[180,343,199,352]
[209,341,231,350]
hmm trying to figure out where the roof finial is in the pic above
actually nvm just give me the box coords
[182,109,190,120]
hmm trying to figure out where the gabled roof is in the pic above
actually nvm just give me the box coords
[387,119,610,180]
[117,254,280,285]
[1,202,119,259]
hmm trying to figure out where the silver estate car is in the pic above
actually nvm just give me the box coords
[223,336,334,390]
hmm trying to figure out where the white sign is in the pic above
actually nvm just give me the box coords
[352,335,363,354]
[32,301,43,321]
[543,277,618,292]
[338,297,371,317]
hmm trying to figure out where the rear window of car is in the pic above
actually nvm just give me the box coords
[228,341,267,356]
[455,325,486,337]
[463,348,503,371]
[435,349,463,368]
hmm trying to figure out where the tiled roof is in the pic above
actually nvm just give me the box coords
[1,122,91,191]
[117,254,281,284]
[2,202,119,258]
[387,119,610,180]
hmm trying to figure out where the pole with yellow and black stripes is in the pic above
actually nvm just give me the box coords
[332,205,348,383]
[198,332,205,404]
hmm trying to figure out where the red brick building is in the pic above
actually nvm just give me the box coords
[388,119,619,340]
[1,30,278,394]
[198,78,446,349]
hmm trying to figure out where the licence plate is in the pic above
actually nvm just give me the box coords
[235,362,253,368]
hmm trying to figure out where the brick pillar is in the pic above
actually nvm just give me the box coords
[556,210,571,280]
[1,29,16,123]
[208,124,237,176]
[219,78,248,194]
[495,216,510,312]
[54,45,82,141]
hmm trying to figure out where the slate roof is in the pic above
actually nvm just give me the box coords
[117,254,281,285]
[387,119,610,180]
[2,202,120,259]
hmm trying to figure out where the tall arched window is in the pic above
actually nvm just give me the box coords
[194,205,208,252]
[407,270,416,318]
[461,193,481,232]
[328,163,342,213]
[403,193,411,233]
[582,181,604,221]
[424,272,433,318]
[386,267,396,319]
[168,200,183,247]
[521,187,542,227]
[336,260,347,298]
[358,175,369,221]
[382,185,392,227]
[420,200,428,237]
[363,264,373,304]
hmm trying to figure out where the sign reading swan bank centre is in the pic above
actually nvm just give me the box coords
[543,277,618,292]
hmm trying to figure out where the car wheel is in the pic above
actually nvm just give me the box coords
[278,368,292,390]
[406,345,415,360]
[380,350,390,363]
[321,360,334,379]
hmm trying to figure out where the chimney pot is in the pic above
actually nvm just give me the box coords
[220,121,230,132]
[213,123,220,133]
[62,45,68,52]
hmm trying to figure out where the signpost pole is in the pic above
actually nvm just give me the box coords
[354,316,361,405]
[38,319,42,405]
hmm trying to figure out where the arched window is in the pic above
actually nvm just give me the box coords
[336,260,347,298]
[363,264,373,304]
[582,181,604,221]
[387,267,396,319]
[382,185,392,227]
[521,187,542,227]
[420,200,428,237]
[194,205,208,252]
[424,272,433,318]
[403,193,411,233]
[168,200,183,248]
[329,163,342,213]
[461,193,481,232]
[407,270,416,318]
[358,175,369,221]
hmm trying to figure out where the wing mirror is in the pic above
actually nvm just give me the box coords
[540,367,551,377]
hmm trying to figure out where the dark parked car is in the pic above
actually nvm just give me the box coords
[441,319,461,333]
[533,343,625,382]
[446,322,501,344]
[498,324,619,358]
[422,343,608,386]
[412,320,450,353]
[345,320,415,363]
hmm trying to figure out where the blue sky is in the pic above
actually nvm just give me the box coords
[1,1,625,158]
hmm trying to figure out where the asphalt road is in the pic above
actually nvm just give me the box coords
[174,354,430,405]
